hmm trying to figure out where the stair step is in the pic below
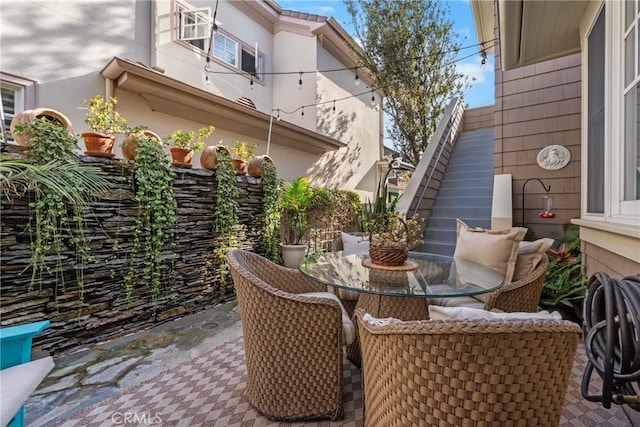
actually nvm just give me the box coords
[433,196,492,208]
[440,177,494,189]
[442,170,494,180]
[426,216,491,230]
[430,204,492,218]
[424,227,457,241]
[437,187,493,197]
[445,164,494,174]
[419,241,456,257]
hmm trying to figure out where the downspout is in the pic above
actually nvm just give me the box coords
[150,0,158,69]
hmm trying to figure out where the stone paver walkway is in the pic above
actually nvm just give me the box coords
[25,301,242,427]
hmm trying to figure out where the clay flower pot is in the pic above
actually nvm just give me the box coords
[121,130,161,160]
[247,155,274,177]
[82,132,115,158]
[170,147,194,168]
[231,158,246,175]
[200,145,230,170]
[10,108,74,146]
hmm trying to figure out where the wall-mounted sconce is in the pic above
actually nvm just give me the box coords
[522,178,554,227]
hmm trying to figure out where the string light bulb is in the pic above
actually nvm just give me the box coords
[276,110,281,121]
[250,76,254,89]
[480,50,488,70]
[354,69,360,86]
[301,107,304,117]
[332,100,336,112]
[370,90,375,105]
[413,62,419,78]
[205,75,210,86]
[298,72,303,89]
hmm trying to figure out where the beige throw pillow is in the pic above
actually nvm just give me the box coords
[453,220,527,290]
[513,238,554,281]
[341,232,369,253]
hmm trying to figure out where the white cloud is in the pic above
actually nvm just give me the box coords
[456,56,492,84]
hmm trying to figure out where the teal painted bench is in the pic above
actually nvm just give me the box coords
[0,321,54,427]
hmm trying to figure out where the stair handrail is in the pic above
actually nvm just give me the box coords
[396,97,465,218]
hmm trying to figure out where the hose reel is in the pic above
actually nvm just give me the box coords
[582,272,640,410]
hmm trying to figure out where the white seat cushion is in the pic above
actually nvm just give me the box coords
[341,232,369,253]
[430,296,485,309]
[0,356,55,426]
[428,305,563,321]
[301,292,356,345]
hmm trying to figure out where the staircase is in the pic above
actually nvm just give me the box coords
[419,128,494,256]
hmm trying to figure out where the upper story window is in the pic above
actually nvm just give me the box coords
[214,33,237,67]
[179,6,211,51]
[176,2,263,80]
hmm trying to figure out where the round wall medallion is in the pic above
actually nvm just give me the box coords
[537,145,571,170]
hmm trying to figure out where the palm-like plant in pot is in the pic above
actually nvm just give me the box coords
[82,95,127,158]
[280,176,315,268]
[163,125,215,168]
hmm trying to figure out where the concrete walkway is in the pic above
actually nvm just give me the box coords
[25,301,243,427]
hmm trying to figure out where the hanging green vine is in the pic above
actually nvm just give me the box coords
[212,149,238,295]
[259,161,281,263]
[12,117,109,302]
[126,134,177,308]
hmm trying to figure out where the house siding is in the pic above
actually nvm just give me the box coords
[463,105,494,131]
[494,35,582,238]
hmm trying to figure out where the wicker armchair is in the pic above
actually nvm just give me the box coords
[434,255,550,313]
[226,249,346,421]
[484,254,549,312]
[355,309,581,427]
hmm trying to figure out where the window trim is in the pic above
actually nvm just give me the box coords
[1,72,36,144]
[178,6,211,42]
[173,0,264,84]
[582,0,640,226]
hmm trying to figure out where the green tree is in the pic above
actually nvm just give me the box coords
[346,0,468,165]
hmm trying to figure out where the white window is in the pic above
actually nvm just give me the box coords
[213,33,238,67]
[623,0,640,204]
[0,74,34,142]
[178,6,211,51]
[174,2,264,81]
[584,0,640,224]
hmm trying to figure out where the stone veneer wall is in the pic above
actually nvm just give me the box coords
[0,155,265,354]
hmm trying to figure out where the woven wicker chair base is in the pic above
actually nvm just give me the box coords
[355,309,581,427]
[227,249,345,421]
[484,255,549,312]
[346,294,430,367]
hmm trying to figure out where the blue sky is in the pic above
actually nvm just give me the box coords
[277,0,495,108]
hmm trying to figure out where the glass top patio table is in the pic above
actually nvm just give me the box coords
[299,251,504,298]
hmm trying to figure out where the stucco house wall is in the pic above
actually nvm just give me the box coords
[0,0,382,189]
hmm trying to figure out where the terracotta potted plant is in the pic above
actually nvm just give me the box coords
[81,95,127,158]
[200,144,230,170]
[247,154,274,177]
[230,141,256,175]
[121,126,161,160]
[280,176,315,268]
[163,125,214,168]
[9,108,74,147]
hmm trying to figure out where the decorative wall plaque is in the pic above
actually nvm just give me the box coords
[537,145,571,170]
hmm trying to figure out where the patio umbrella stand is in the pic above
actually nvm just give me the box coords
[582,272,640,410]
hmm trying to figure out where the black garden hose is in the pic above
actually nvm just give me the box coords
[582,272,640,410]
